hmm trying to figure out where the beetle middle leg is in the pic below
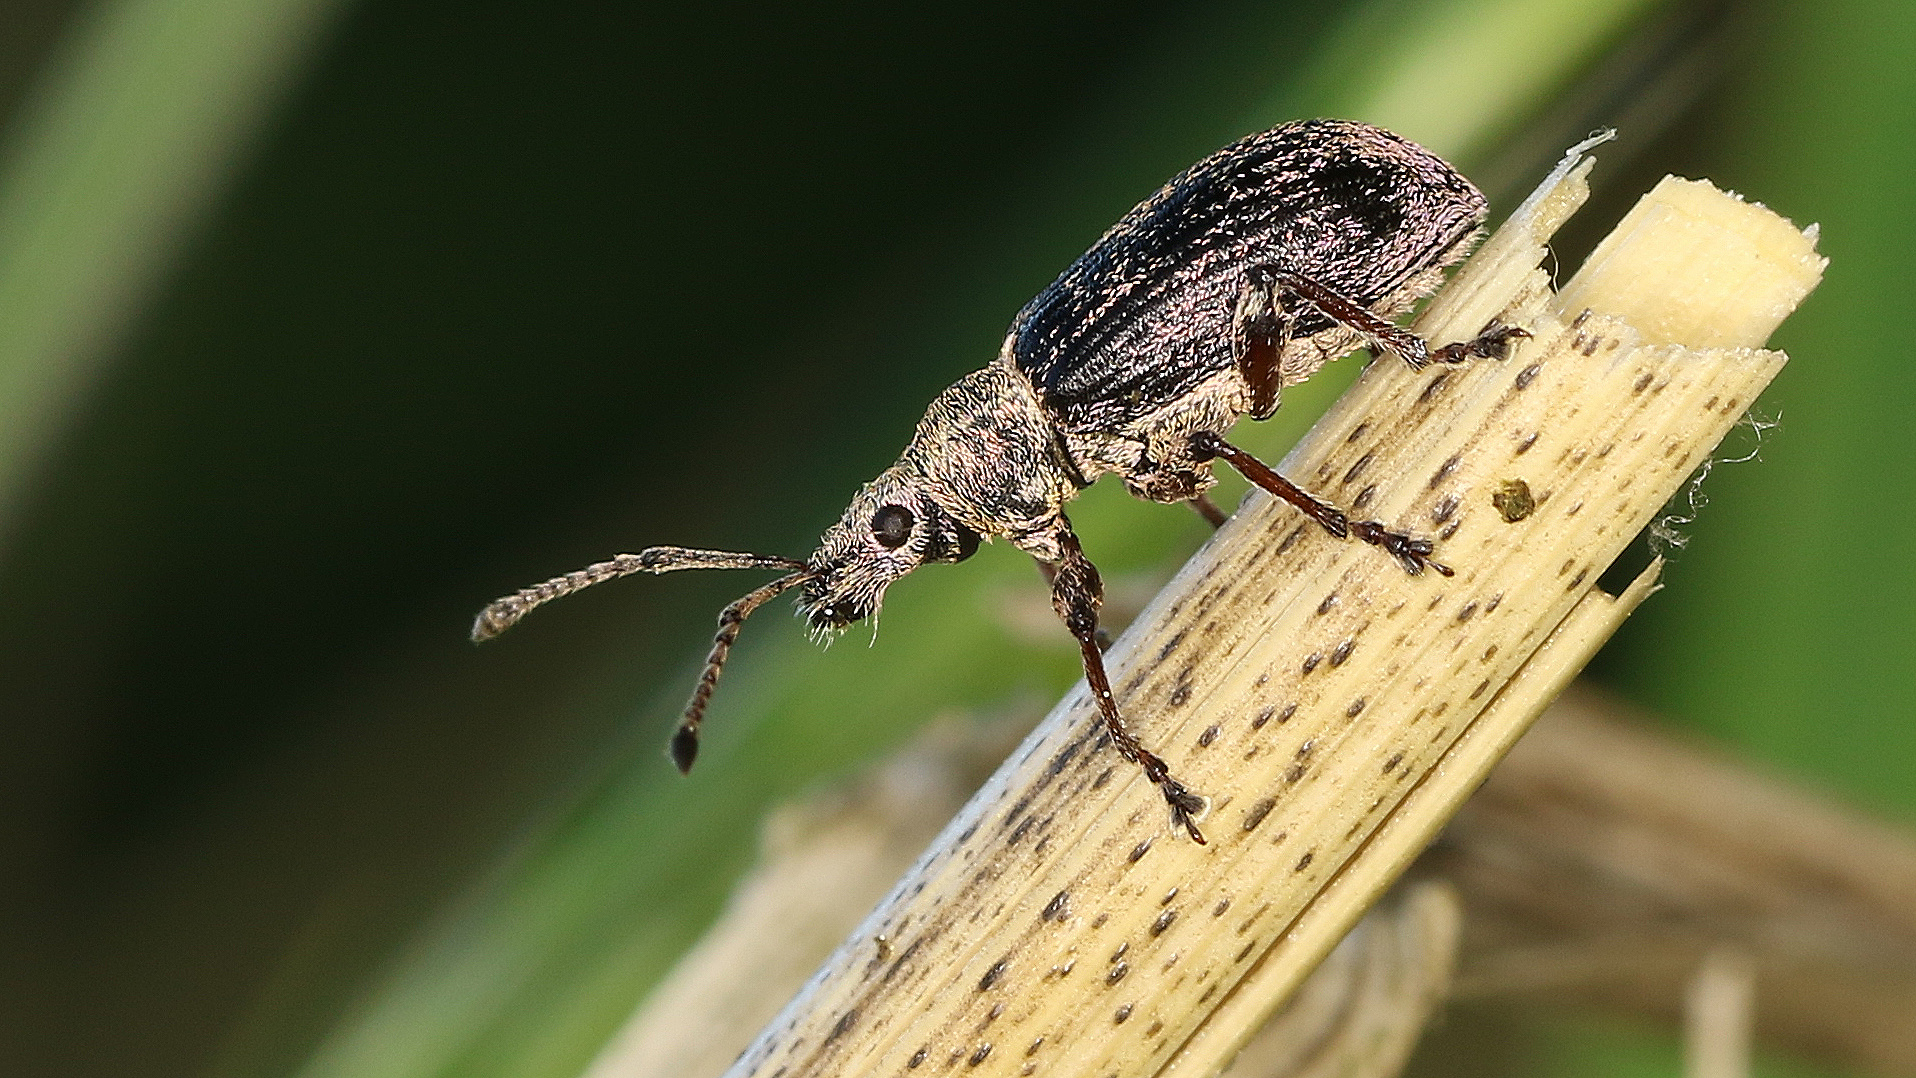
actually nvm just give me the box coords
[1189,431,1454,577]
[1243,264,1528,374]
[1048,522,1208,843]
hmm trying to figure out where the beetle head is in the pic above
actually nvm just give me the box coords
[799,465,982,635]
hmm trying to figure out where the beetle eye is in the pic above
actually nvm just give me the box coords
[871,504,914,549]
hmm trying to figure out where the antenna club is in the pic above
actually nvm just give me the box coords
[670,725,700,774]
[471,602,522,642]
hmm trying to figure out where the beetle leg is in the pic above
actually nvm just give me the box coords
[1232,272,1293,419]
[1050,524,1208,843]
[1429,320,1530,364]
[1187,493,1229,529]
[1246,264,1526,371]
[1190,430,1454,577]
[1033,555,1110,649]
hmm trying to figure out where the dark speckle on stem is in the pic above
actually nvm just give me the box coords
[1243,798,1276,831]
[978,960,1008,991]
[1042,891,1070,922]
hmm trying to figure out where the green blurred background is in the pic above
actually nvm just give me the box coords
[0,0,1907,1076]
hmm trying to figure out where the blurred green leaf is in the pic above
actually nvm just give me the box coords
[1598,0,1916,822]
[0,0,347,534]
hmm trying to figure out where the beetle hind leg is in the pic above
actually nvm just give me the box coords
[1430,318,1530,364]
[1232,271,1293,420]
[1241,263,1525,374]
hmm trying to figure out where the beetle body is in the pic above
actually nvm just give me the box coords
[478,119,1523,844]
[804,122,1489,627]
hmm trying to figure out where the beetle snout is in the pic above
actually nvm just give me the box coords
[798,571,875,633]
[806,598,870,632]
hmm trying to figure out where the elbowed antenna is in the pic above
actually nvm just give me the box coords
[470,546,808,642]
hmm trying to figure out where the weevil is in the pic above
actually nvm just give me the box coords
[474,119,1525,844]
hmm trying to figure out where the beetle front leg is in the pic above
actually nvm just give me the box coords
[1033,555,1113,650]
[1049,523,1208,843]
[1189,431,1454,577]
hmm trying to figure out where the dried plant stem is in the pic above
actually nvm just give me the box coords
[1686,947,1758,1078]
[1217,881,1461,1078]
[702,147,1820,1078]
[1444,685,1916,1078]
[594,691,1916,1078]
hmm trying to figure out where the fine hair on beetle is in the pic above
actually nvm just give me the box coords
[475,118,1528,845]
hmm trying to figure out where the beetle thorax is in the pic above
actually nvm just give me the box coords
[901,362,1085,540]
[797,362,1082,633]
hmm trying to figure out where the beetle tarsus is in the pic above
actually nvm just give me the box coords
[1346,519,1453,576]
[1160,777,1209,844]
[1432,319,1529,364]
